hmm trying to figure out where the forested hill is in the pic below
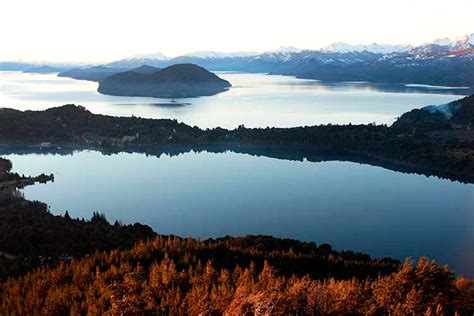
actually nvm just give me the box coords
[393,94,474,133]
[0,157,154,280]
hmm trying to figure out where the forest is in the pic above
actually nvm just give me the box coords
[1,233,473,315]
[0,199,155,281]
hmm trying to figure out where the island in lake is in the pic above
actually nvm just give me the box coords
[97,63,231,98]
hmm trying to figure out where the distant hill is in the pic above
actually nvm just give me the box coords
[23,65,63,74]
[0,62,34,71]
[128,64,160,74]
[0,62,83,72]
[392,95,474,133]
[98,63,231,98]
[57,66,126,82]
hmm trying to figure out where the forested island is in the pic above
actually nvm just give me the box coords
[98,64,231,98]
[0,156,473,314]
[0,95,473,182]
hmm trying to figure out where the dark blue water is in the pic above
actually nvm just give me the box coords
[5,150,473,277]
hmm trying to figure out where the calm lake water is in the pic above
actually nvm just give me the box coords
[0,71,467,128]
[5,150,474,277]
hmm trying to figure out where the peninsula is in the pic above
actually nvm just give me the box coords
[0,95,473,182]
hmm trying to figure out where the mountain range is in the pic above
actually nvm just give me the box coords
[102,33,474,87]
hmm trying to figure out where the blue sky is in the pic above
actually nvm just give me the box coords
[1,0,473,62]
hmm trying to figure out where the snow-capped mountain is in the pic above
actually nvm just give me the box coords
[254,47,303,61]
[107,53,170,68]
[184,51,258,59]
[428,37,457,47]
[454,33,474,49]
[127,53,169,60]
[322,34,474,56]
[322,42,411,54]
[423,33,474,49]
[406,33,474,60]
[266,46,302,54]
[107,33,473,67]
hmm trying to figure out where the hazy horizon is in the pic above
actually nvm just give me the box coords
[2,0,474,63]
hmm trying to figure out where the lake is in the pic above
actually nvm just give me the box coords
[0,71,467,128]
[1,70,473,277]
[4,150,474,277]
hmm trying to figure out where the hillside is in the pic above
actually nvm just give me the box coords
[392,95,474,133]
[98,63,231,98]
[128,64,161,74]
[22,65,63,74]
[1,231,473,314]
[57,66,126,82]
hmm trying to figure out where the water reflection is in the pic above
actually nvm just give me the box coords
[1,144,473,184]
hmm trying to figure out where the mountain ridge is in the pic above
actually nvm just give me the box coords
[7,33,474,87]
